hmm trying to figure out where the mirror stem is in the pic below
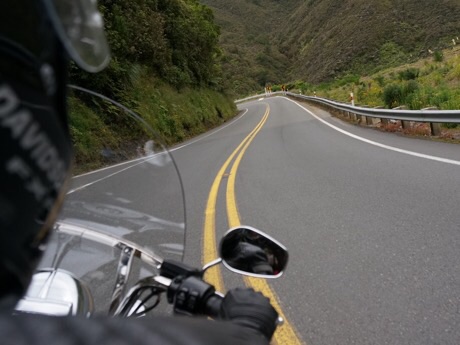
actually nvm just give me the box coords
[202,258,222,273]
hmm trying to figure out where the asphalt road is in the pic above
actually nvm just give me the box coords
[172,96,460,345]
[65,95,460,344]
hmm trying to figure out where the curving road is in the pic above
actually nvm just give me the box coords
[63,95,460,344]
[172,96,460,345]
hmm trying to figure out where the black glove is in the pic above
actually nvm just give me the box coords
[219,288,278,340]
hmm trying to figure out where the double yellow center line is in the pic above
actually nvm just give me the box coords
[202,105,303,345]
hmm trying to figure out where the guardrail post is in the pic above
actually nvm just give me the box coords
[367,105,383,125]
[430,122,441,136]
[430,123,441,136]
[392,106,409,128]
[360,105,373,125]
[423,107,441,135]
[374,105,382,125]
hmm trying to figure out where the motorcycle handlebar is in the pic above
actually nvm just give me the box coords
[204,293,223,318]
[167,275,224,317]
[160,274,284,327]
[205,292,284,325]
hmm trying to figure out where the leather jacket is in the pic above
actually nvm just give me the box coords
[0,313,269,345]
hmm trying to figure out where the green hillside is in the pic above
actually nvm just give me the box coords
[200,0,301,95]
[202,0,460,95]
[69,0,238,172]
[281,0,460,82]
[69,0,460,172]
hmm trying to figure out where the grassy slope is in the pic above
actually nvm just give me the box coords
[295,45,460,111]
[283,0,460,83]
[69,67,237,173]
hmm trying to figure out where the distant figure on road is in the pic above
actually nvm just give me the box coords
[281,85,286,95]
[265,84,272,96]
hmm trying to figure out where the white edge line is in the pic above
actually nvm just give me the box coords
[169,108,249,152]
[73,108,249,179]
[68,108,250,193]
[67,154,164,194]
[285,97,460,166]
[72,155,146,178]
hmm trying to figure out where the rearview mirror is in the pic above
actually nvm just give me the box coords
[219,226,288,278]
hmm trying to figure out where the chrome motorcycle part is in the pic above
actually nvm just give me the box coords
[276,316,285,326]
[201,258,222,273]
[109,244,135,315]
[15,269,93,316]
[114,276,168,317]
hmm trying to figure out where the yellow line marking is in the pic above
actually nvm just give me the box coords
[226,106,270,227]
[202,108,271,292]
[243,277,303,345]
[225,106,304,345]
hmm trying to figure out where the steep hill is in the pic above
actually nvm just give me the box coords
[202,0,460,94]
[281,0,460,83]
[201,0,301,95]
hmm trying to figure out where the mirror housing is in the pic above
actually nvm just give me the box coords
[219,226,288,278]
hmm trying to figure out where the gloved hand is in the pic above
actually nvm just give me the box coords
[219,288,278,340]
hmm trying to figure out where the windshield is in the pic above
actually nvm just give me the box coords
[34,86,186,313]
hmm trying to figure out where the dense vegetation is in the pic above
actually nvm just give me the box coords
[69,0,237,171]
[73,0,224,95]
[200,0,300,95]
[202,0,460,95]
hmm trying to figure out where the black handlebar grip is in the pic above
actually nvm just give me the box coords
[204,293,223,319]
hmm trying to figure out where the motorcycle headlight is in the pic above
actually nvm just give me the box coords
[43,0,110,73]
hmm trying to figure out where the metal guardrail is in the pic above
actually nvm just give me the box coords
[286,92,460,123]
[236,92,460,124]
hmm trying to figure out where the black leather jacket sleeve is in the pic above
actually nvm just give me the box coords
[0,314,269,345]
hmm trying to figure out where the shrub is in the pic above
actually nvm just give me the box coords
[404,80,419,95]
[336,74,360,87]
[434,50,444,62]
[401,80,420,109]
[383,84,404,108]
[398,68,419,80]
[294,81,312,93]
[430,89,450,107]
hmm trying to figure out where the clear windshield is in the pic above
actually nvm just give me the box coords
[34,86,186,314]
